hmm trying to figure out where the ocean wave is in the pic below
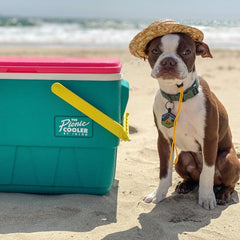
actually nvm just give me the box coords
[0,17,38,27]
[0,17,239,48]
[0,17,147,29]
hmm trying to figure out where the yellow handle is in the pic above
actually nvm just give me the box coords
[51,82,130,141]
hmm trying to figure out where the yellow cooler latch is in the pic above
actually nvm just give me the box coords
[51,82,130,141]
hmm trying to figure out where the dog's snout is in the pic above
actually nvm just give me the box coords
[160,57,177,67]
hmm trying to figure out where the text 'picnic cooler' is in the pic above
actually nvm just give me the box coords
[0,57,129,194]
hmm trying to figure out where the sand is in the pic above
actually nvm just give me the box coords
[0,47,240,240]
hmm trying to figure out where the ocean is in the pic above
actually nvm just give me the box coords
[0,17,239,49]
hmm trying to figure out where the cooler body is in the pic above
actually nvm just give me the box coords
[0,57,129,194]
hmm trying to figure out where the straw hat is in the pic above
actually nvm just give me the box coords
[129,19,204,59]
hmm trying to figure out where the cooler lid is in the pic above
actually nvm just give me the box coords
[0,57,122,74]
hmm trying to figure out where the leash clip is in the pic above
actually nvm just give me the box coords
[177,82,183,88]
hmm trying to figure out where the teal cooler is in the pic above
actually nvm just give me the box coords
[0,57,129,194]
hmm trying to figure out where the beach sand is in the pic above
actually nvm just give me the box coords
[0,47,240,240]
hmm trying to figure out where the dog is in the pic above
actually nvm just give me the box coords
[141,32,240,210]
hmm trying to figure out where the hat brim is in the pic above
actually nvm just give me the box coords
[129,22,204,59]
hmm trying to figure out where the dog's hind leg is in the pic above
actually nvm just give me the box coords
[214,147,240,205]
[175,151,202,194]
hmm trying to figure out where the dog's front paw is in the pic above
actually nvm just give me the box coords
[199,190,216,210]
[143,189,166,204]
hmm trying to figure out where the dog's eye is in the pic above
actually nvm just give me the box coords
[151,48,161,55]
[183,49,191,55]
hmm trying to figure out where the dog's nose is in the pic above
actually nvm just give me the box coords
[160,57,177,67]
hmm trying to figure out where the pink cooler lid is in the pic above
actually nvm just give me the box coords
[0,57,122,74]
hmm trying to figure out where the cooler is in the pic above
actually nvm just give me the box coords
[0,57,129,194]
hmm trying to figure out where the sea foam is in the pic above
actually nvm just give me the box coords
[0,17,239,49]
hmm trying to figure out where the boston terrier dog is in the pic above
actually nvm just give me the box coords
[143,33,240,210]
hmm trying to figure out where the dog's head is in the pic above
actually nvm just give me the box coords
[145,33,212,82]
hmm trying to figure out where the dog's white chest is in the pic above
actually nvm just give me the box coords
[154,87,206,152]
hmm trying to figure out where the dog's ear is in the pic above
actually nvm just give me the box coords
[144,49,149,61]
[144,41,152,58]
[195,42,213,58]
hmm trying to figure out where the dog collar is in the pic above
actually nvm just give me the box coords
[160,78,199,102]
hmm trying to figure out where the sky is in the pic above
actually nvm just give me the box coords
[0,0,239,20]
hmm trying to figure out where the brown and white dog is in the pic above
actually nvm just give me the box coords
[143,33,240,210]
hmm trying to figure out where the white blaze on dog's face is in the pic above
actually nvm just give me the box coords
[145,33,211,87]
[151,34,191,80]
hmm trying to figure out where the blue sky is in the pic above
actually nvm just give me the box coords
[0,0,239,20]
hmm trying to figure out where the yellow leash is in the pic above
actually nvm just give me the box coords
[169,86,184,165]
